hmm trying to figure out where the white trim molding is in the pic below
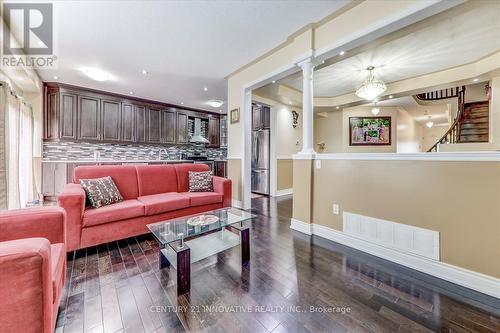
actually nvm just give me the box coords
[274,188,293,197]
[311,152,500,162]
[290,221,500,298]
[290,218,312,235]
[226,156,242,160]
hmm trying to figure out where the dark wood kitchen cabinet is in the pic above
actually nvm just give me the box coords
[77,95,100,140]
[208,116,220,147]
[177,112,189,144]
[101,100,121,141]
[147,107,162,143]
[121,103,135,142]
[161,109,176,144]
[43,83,223,145]
[44,88,59,140]
[134,105,147,142]
[59,92,77,139]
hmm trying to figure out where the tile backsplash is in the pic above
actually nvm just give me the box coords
[43,141,227,161]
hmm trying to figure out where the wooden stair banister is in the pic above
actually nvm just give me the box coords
[416,86,462,101]
[427,86,466,152]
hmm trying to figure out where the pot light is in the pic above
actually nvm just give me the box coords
[355,66,387,100]
[389,95,393,99]
[203,87,208,91]
[180,102,184,105]
[473,78,479,82]
[339,51,345,56]
[129,91,134,95]
[207,100,224,108]
[336,106,339,109]
[371,107,380,115]
[272,80,276,83]
[81,67,112,82]
[53,76,58,80]
[142,69,148,75]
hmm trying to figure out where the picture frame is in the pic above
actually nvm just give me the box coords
[230,108,240,124]
[349,116,391,146]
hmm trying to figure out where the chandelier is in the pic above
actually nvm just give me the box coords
[355,66,387,100]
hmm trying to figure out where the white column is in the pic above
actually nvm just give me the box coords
[298,57,316,155]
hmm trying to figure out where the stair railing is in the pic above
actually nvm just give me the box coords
[427,86,466,152]
[416,86,462,101]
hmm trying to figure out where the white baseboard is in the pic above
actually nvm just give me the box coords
[290,218,312,235]
[232,199,242,209]
[274,188,293,197]
[290,221,500,299]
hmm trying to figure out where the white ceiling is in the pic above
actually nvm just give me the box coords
[281,1,500,97]
[34,0,350,111]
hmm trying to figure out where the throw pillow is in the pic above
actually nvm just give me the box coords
[189,171,213,192]
[80,176,123,208]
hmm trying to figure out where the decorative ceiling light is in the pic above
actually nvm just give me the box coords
[371,101,380,115]
[355,66,387,100]
[425,114,433,128]
[207,100,224,108]
[81,67,112,81]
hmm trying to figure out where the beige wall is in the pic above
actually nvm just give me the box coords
[227,158,241,202]
[422,125,448,152]
[314,109,342,153]
[292,159,313,223]
[314,106,399,153]
[396,108,423,153]
[277,159,293,190]
[312,159,500,278]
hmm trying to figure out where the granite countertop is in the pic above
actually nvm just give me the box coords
[41,159,194,163]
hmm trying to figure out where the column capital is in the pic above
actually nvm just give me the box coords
[296,56,323,69]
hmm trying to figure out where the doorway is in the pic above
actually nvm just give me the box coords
[251,102,271,196]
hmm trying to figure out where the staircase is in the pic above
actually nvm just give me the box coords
[458,101,489,143]
[423,85,490,152]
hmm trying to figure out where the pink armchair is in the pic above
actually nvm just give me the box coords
[0,207,67,333]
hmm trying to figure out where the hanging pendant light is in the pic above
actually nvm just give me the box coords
[356,66,387,100]
[371,101,380,115]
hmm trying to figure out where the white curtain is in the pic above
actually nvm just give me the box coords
[1,84,35,209]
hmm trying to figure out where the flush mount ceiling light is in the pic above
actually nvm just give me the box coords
[81,67,112,81]
[207,100,224,108]
[355,66,387,100]
[142,69,149,75]
[425,113,433,128]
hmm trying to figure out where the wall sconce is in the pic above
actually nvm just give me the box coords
[291,110,299,128]
[317,142,326,152]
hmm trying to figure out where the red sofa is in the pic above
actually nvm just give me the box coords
[58,163,232,252]
[0,207,66,333]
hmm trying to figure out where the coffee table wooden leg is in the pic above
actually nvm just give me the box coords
[241,228,250,265]
[169,241,191,295]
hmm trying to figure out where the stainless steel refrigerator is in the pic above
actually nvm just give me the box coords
[251,129,270,195]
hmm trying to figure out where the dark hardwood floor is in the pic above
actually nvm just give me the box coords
[56,196,500,333]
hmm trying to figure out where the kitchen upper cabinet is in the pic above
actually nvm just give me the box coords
[135,105,147,142]
[161,109,176,144]
[147,107,162,143]
[101,100,121,141]
[44,88,59,140]
[177,112,189,144]
[43,83,222,145]
[208,116,220,147]
[77,95,100,140]
[59,92,77,139]
[121,103,135,142]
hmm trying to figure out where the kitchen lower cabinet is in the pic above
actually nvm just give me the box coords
[42,163,68,200]
[214,160,227,177]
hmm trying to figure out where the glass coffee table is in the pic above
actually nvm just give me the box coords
[147,207,255,295]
